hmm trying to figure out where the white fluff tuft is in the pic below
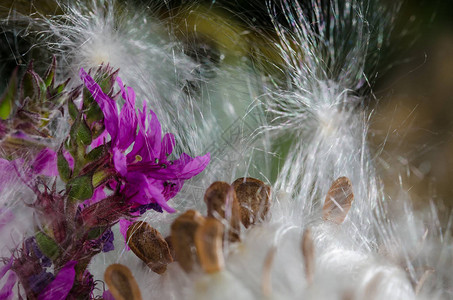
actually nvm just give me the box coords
[1,0,452,299]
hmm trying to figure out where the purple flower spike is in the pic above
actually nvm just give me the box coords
[38,261,77,300]
[79,68,210,214]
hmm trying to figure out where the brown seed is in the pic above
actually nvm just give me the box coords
[301,228,315,284]
[126,221,173,274]
[322,176,354,224]
[104,264,142,300]
[204,181,241,241]
[195,218,225,273]
[232,177,271,228]
[165,236,176,260]
[170,210,206,273]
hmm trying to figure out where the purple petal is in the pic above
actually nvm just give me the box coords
[0,159,18,192]
[91,186,107,202]
[79,186,106,209]
[119,219,133,251]
[0,257,13,279]
[116,77,135,106]
[143,179,176,213]
[162,180,183,200]
[90,130,109,148]
[0,271,16,300]
[80,69,119,145]
[116,77,137,150]
[113,148,127,176]
[32,148,58,176]
[178,152,211,178]
[101,228,115,252]
[127,130,147,163]
[123,172,152,205]
[127,103,150,162]
[38,261,77,300]
[135,153,210,181]
[138,102,147,127]
[103,290,115,300]
[160,133,175,160]
[124,172,175,213]
[145,110,162,160]
[62,149,75,170]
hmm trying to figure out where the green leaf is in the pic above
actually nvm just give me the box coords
[35,232,60,260]
[87,227,105,240]
[44,56,56,88]
[36,73,47,102]
[85,145,106,162]
[70,117,92,146]
[96,68,119,94]
[21,67,47,107]
[21,64,36,101]
[84,100,103,123]
[68,97,79,120]
[82,85,104,123]
[68,174,94,201]
[0,68,17,120]
[57,148,72,182]
[54,78,70,95]
[77,119,92,146]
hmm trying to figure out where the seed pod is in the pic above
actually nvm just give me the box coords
[323,176,354,224]
[195,218,225,273]
[232,177,271,228]
[127,221,173,274]
[171,210,206,273]
[204,181,241,241]
[104,264,142,300]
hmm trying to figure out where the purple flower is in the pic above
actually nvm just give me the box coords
[80,69,210,213]
[99,228,115,253]
[37,260,77,300]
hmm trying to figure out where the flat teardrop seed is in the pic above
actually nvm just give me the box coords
[165,235,176,260]
[170,210,206,273]
[322,176,354,224]
[126,221,173,274]
[195,217,225,273]
[204,181,241,241]
[232,177,271,228]
[104,264,142,300]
